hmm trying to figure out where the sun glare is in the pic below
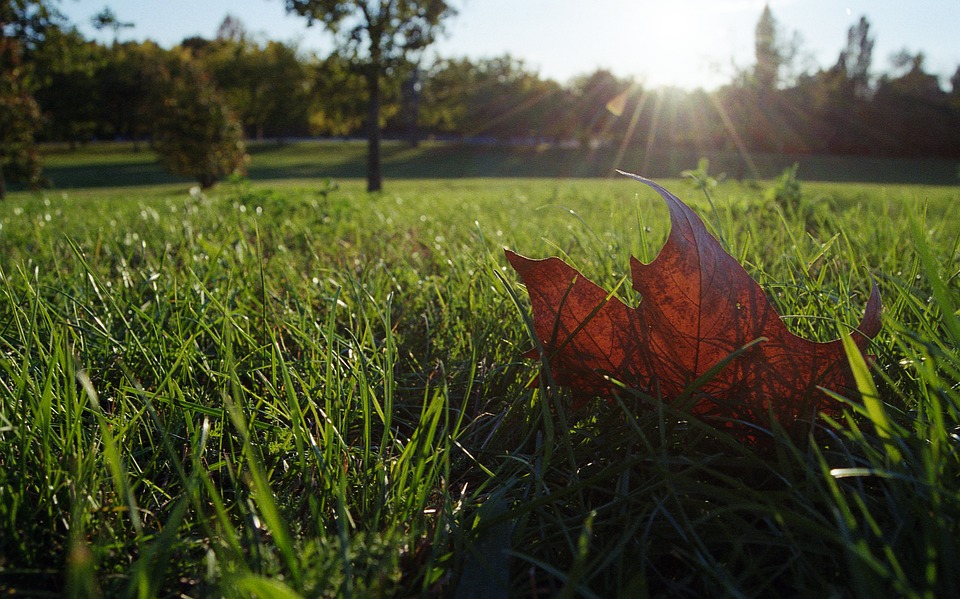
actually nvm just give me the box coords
[608,2,738,90]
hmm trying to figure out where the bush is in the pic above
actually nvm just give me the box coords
[0,64,45,199]
[147,52,248,188]
[766,162,803,211]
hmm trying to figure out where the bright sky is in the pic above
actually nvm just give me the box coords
[57,0,960,90]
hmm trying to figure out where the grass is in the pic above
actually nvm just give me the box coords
[23,139,960,191]
[1,171,960,597]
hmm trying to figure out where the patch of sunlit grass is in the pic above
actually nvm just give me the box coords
[1,175,959,595]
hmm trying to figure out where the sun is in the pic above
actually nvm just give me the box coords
[605,1,739,89]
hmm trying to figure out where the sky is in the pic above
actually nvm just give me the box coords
[56,0,960,90]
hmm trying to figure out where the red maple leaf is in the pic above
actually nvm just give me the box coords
[506,173,881,437]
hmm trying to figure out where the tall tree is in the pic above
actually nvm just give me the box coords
[950,65,960,108]
[283,0,456,192]
[839,16,873,98]
[0,0,58,198]
[753,3,780,92]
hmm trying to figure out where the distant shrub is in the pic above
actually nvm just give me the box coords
[681,157,725,191]
[0,65,45,198]
[767,162,802,211]
[147,52,248,188]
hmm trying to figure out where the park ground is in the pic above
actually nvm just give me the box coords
[1,142,960,596]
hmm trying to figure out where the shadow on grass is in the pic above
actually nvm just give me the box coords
[25,140,960,191]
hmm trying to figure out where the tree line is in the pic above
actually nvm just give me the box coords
[3,1,959,197]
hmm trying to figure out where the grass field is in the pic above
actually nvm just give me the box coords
[27,139,960,190]
[2,152,960,596]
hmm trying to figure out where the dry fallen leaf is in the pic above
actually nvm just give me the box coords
[506,172,881,437]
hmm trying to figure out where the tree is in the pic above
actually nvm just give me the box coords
[418,56,471,135]
[200,28,311,139]
[308,53,370,136]
[94,41,159,146]
[0,48,44,198]
[0,0,59,198]
[870,51,956,157]
[283,0,456,192]
[839,16,873,98]
[32,26,106,146]
[1,0,57,45]
[146,51,248,188]
[950,65,960,109]
[91,6,133,44]
[569,69,634,144]
[417,55,566,142]
[753,3,780,92]
[215,14,246,43]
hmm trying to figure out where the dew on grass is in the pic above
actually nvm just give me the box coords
[140,207,160,222]
[146,272,160,292]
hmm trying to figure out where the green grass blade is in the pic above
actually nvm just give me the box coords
[841,333,902,464]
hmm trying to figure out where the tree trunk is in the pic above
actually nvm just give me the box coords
[365,69,383,193]
[0,168,6,200]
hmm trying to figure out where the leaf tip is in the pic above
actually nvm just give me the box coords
[850,277,882,343]
[504,248,538,276]
[615,169,647,183]
[617,170,686,211]
[861,278,882,336]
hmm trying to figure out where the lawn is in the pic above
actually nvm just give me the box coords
[28,139,960,189]
[2,164,960,596]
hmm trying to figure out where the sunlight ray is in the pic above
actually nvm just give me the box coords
[612,85,650,176]
[708,93,760,180]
